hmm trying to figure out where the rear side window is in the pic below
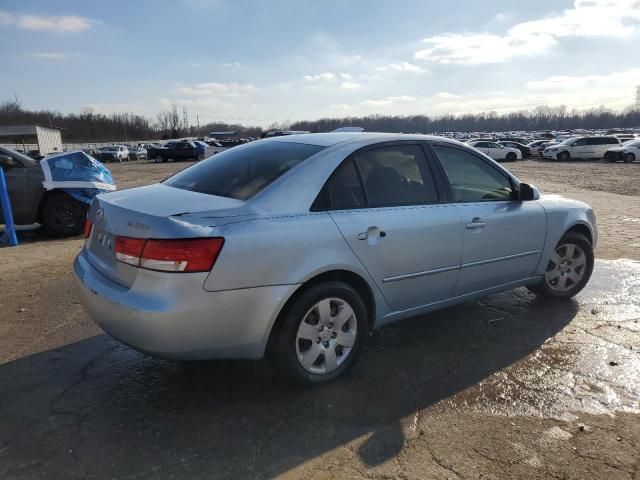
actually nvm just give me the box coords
[327,159,365,210]
[353,144,438,206]
[164,141,324,200]
[433,145,514,202]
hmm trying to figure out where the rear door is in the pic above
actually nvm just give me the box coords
[430,142,546,296]
[487,142,505,160]
[472,142,490,156]
[328,142,463,311]
[596,137,619,157]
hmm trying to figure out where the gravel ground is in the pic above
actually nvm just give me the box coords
[1,157,639,479]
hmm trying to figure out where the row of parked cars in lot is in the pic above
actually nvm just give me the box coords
[459,134,639,163]
[90,139,229,163]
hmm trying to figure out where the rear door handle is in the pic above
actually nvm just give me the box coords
[465,217,486,229]
[357,226,386,241]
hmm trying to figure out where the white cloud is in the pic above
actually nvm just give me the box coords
[526,68,640,91]
[177,82,257,98]
[435,92,461,99]
[359,95,416,107]
[377,61,425,73]
[0,10,96,33]
[415,0,640,64]
[28,52,68,59]
[303,72,335,81]
[340,81,362,90]
[223,62,242,67]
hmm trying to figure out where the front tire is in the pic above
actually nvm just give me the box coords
[41,193,87,237]
[558,151,570,162]
[506,152,517,162]
[528,232,594,299]
[625,153,635,163]
[268,281,368,385]
[154,155,163,163]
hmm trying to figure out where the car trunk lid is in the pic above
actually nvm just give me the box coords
[85,183,252,288]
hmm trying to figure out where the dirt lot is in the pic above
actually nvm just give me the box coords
[1,158,639,479]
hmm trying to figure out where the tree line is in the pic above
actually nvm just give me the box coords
[0,97,261,142]
[288,105,640,134]
[1,97,639,144]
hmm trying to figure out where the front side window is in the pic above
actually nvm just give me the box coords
[433,145,514,202]
[353,144,438,207]
[164,141,324,200]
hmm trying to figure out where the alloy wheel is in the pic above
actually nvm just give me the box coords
[295,297,358,374]
[544,243,588,292]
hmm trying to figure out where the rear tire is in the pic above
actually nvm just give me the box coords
[41,193,87,237]
[154,155,163,163]
[506,152,517,162]
[528,232,594,299]
[268,281,368,386]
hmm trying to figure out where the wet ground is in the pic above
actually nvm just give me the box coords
[0,260,639,479]
[1,159,640,478]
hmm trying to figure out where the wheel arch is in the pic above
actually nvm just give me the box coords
[565,222,593,245]
[265,269,377,353]
[36,189,68,223]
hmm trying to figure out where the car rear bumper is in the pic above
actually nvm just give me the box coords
[73,249,298,360]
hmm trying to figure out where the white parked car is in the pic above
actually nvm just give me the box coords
[543,136,620,161]
[603,139,640,163]
[98,145,129,163]
[468,140,522,162]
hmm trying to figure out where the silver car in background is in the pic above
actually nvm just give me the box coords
[74,133,597,384]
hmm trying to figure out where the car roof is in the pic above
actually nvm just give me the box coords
[261,132,449,148]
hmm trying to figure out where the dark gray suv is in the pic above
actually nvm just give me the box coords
[0,146,87,236]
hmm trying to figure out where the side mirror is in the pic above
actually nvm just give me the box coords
[0,155,18,169]
[519,183,540,201]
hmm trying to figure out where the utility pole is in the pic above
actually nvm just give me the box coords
[197,113,200,138]
[182,106,189,136]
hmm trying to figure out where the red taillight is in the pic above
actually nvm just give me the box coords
[115,237,224,273]
[115,236,146,266]
[84,219,93,238]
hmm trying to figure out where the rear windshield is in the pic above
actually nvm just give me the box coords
[164,141,325,200]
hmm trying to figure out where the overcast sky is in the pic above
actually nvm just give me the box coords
[1,0,639,126]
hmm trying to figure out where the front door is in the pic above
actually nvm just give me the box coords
[0,159,27,224]
[430,143,546,296]
[327,143,463,311]
[571,138,592,159]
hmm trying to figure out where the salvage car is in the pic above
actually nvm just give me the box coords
[75,133,597,384]
[97,145,129,163]
[527,140,553,156]
[468,140,522,161]
[603,139,640,163]
[498,141,531,158]
[0,146,115,236]
[148,141,204,163]
[126,145,147,161]
[543,136,620,161]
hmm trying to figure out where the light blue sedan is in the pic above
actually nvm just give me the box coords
[74,133,597,384]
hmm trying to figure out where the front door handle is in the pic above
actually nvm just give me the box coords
[466,217,486,229]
